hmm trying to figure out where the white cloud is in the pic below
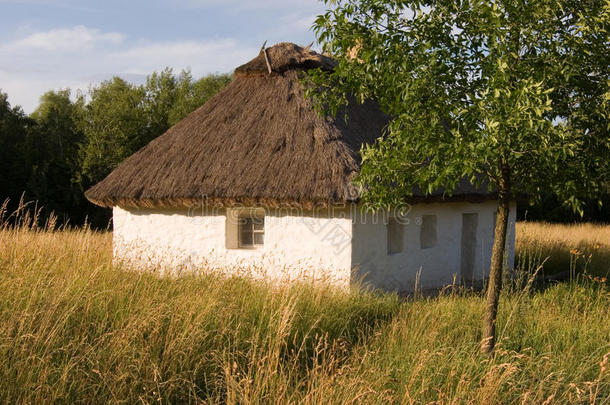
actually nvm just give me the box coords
[110,39,255,75]
[10,25,124,52]
[0,70,90,112]
[0,26,258,113]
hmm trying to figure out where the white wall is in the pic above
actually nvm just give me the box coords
[113,200,516,292]
[351,201,517,292]
[113,206,353,287]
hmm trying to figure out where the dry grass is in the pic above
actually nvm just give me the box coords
[516,222,610,278]
[0,215,609,403]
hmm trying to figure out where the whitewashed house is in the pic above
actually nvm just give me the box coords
[86,43,516,292]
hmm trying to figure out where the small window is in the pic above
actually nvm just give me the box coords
[387,217,404,255]
[239,215,264,248]
[420,214,437,249]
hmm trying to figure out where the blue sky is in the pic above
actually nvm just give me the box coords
[0,0,328,112]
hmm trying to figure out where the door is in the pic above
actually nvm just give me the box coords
[460,213,479,283]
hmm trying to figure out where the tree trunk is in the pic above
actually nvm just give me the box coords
[481,170,510,354]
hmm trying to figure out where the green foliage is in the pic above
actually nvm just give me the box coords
[28,90,84,218]
[142,68,179,141]
[0,93,34,203]
[77,71,232,187]
[0,70,231,227]
[77,77,147,184]
[0,90,88,224]
[311,0,610,213]
[168,70,233,126]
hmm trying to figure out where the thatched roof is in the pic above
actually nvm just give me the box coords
[85,42,494,209]
[235,42,336,76]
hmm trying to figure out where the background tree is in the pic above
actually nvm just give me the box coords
[77,77,147,186]
[168,71,232,126]
[78,72,233,188]
[312,0,609,353]
[28,90,84,224]
[0,70,232,228]
[142,68,178,142]
[0,92,35,213]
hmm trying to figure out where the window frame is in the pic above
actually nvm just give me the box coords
[238,214,265,248]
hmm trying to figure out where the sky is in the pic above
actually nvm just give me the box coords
[0,0,329,113]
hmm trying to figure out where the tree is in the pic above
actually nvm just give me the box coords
[29,89,84,222]
[168,70,232,126]
[312,0,610,353]
[77,77,147,185]
[0,92,34,206]
[143,68,178,139]
[78,72,233,187]
[1,68,232,228]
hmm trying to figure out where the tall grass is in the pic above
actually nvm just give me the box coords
[1,216,609,403]
[516,222,610,278]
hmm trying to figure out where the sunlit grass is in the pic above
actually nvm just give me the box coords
[516,222,610,278]
[0,214,608,403]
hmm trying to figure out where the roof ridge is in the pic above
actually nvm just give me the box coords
[234,42,336,76]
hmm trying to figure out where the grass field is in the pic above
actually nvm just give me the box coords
[516,222,610,278]
[1,220,609,403]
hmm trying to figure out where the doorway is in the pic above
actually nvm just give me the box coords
[460,213,479,283]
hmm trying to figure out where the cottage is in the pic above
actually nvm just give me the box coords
[85,42,516,292]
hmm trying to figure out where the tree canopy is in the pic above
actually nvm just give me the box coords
[312,0,609,353]
[0,70,232,227]
[312,0,609,213]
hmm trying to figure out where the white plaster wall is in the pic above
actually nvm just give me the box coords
[351,201,517,292]
[112,206,353,287]
[113,200,516,292]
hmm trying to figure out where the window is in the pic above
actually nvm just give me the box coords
[420,215,437,249]
[239,214,264,248]
[387,217,404,255]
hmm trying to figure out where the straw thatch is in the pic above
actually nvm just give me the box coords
[234,42,336,76]
[85,42,493,209]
